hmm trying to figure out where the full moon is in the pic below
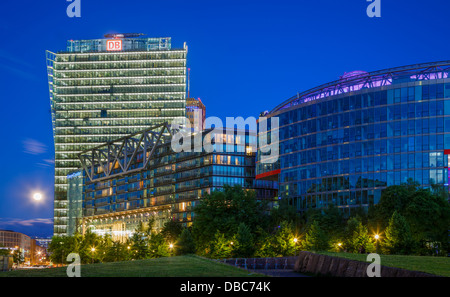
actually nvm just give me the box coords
[33,193,43,201]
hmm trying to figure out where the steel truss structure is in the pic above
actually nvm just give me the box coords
[271,60,450,113]
[78,123,177,182]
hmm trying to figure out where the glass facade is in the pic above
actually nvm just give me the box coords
[47,36,188,235]
[68,128,278,242]
[67,171,83,237]
[257,63,450,214]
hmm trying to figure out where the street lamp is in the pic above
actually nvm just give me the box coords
[91,247,95,264]
[169,243,174,257]
[374,234,380,253]
[293,238,298,243]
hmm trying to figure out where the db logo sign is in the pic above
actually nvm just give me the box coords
[107,40,122,51]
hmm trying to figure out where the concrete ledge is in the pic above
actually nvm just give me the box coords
[293,251,438,277]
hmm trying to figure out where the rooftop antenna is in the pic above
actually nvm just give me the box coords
[188,68,191,98]
[104,33,145,38]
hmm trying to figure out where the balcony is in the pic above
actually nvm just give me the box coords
[117,189,127,194]
[94,201,109,207]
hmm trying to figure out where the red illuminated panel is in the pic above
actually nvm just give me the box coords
[106,39,122,51]
[255,169,280,180]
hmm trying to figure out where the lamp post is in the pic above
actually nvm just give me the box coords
[293,237,299,256]
[59,242,64,267]
[91,247,95,264]
[374,234,380,254]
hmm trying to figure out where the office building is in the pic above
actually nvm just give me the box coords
[67,124,278,242]
[46,33,188,235]
[186,97,206,130]
[257,61,450,214]
[0,230,46,266]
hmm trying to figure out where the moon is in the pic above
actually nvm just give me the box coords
[33,193,43,201]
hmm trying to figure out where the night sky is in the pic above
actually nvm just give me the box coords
[0,0,449,238]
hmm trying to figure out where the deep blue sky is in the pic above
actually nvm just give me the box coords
[0,0,449,238]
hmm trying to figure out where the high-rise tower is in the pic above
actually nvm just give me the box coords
[46,34,188,235]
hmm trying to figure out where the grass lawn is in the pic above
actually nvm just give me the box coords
[0,255,265,277]
[317,252,450,277]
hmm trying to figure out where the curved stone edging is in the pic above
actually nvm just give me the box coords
[293,251,439,277]
[219,256,298,270]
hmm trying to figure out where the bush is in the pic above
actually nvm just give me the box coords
[302,220,329,251]
[234,223,255,258]
[255,221,299,257]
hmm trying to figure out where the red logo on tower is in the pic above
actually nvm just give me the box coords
[107,39,122,51]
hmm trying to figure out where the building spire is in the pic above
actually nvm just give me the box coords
[188,67,191,98]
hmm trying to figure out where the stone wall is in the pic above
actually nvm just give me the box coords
[293,251,438,277]
[219,256,297,270]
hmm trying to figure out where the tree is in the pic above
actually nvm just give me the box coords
[11,249,24,266]
[104,241,128,262]
[320,204,345,233]
[345,218,375,254]
[256,221,299,257]
[382,211,415,255]
[234,223,254,258]
[0,247,10,256]
[370,179,419,228]
[148,232,170,258]
[78,230,100,264]
[210,231,234,259]
[268,199,300,228]
[161,219,183,243]
[129,232,148,260]
[48,235,73,264]
[97,234,114,262]
[371,181,450,255]
[404,188,450,255]
[175,228,196,255]
[302,220,329,252]
[192,185,268,253]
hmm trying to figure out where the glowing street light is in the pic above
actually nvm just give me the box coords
[169,243,174,249]
[293,238,298,243]
[91,247,96,264]
[374,234,380,253]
